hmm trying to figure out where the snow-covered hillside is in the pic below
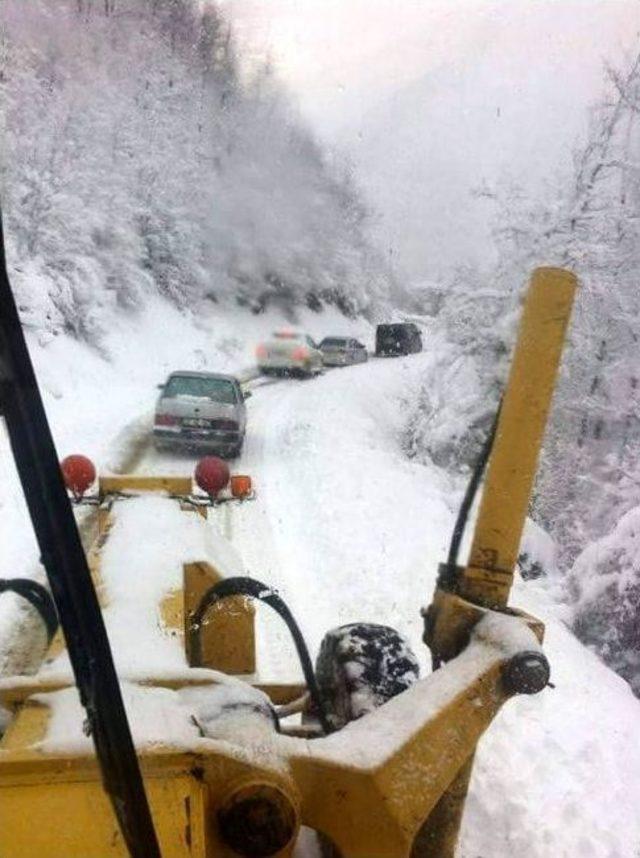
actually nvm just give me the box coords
[1,0,398,344]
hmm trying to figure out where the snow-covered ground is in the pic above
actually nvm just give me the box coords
[0,296,370,671]
[2,300,640,856]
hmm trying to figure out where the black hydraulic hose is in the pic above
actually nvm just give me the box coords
[446,402,502,574]
[431,403,502,672]
[0,212,161,858]
[189,576,334,735]
[0,578,58,642]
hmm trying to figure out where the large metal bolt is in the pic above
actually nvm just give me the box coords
[218,782,298,856]
[502,651,550,695]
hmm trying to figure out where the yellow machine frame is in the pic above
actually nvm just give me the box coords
[0,268,577,857]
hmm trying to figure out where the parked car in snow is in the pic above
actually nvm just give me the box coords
[319,336,368,367]
[255,331,324,378]
[375,323,423,356]
[153,371,249,457]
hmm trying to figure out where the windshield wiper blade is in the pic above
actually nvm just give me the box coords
[0,212,162,858]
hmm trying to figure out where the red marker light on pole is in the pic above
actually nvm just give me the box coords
[61,455,96,500]
[194,456,230,500]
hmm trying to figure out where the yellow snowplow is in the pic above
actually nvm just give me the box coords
[0,211,576,858]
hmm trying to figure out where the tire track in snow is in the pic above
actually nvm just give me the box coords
[230,379,311,680]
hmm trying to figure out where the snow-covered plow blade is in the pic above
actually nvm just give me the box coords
[0,251,577,857]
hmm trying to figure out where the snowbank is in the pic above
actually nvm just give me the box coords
[462,573,640,857]
[569,505,640,696]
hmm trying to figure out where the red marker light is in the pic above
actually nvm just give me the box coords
[61,454,96,500]
[195,456,230,498]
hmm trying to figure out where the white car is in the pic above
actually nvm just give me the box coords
[153,371,249,457]
[256,331,324,378]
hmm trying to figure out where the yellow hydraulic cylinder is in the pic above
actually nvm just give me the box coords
[459,267,577,608]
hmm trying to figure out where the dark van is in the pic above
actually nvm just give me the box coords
[375,323,423,356]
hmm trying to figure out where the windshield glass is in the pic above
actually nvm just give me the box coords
[378,325,407,336]
[163,376,237,403]
[320,338,348,348]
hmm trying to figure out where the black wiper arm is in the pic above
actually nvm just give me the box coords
[0,211,161,858]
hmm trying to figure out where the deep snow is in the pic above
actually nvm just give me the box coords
[1,299,640,856]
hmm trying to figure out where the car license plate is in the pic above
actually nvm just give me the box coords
[183,418,209,428]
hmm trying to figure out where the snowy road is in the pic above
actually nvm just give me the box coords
[137,355,454,681]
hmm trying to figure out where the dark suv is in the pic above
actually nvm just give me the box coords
[375,323,423,356]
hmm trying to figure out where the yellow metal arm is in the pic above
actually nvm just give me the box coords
[0,613,541,858]
[419,267,576,857]
[459,267,577,608]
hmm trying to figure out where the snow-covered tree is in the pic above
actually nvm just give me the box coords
[534,52,640,564]
[570,505,640,696]
[403,263,515,471]
[0,0,396,343]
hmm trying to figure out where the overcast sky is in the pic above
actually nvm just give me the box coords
[221,0,640,280]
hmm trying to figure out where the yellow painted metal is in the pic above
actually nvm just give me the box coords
[460,267,577,608]
[184,561,254,673]
[180,499,209,519]
[0,774,209,858]
[418,267,576,856]
[0,699,49,751]
[0,656,511,858]
[28,507,114,666]
[288,661,508,857]
[425,589,544,665]
[1,740,240,857]
[99,474,192,497]
[183,561,255,674]
[0,698,300,858]
[410,755,475,857]
[158,561,256,674]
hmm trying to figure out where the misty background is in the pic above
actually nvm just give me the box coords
[225,0,639,279]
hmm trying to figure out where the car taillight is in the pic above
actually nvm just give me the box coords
[255,344,267,359]
[291,346,308,361]
[155,413,178,426]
